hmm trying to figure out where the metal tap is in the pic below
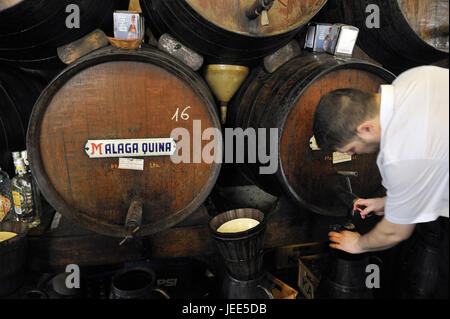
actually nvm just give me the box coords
[335,170,373,218]
[246,0,274,26]
[119,197,143,246]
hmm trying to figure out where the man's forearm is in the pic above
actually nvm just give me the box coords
[358,229,402,253]
[357,217,415,253]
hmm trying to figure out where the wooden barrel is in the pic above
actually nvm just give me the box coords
[228,53,395,217]
[318,0,449,73]
[140,0,328,65]
[0,64,44,152]
[27,46,222,238]
[0,0,128,68]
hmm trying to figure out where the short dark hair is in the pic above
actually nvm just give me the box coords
[313,88,378,151]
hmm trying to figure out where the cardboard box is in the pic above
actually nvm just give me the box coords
[274,242,328,269]
[267,273,298,299]
[297,256,325,299]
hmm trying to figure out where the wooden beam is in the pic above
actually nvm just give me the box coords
[27,196,345,272]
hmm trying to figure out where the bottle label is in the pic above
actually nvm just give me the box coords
[0,198,4,222]
[12,191,22,215]
[15,165,27,176]
[0,195,11,222]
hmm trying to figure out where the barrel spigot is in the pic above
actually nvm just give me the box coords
[336,170,358,194]
[119,197,143,246]
[336,171,359,218]
[246,0,274,26]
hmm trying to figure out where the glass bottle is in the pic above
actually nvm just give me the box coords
[0,166,16,222]
[17,150,42,226]
[11,157,40,228]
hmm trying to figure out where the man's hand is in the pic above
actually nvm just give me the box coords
[328,230,363,254]
[329,218,416,254]
[354,197,386,219]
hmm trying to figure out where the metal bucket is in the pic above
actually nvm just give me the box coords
[316,223,377,299]
[209,208,266,281]
[109,267,170,299]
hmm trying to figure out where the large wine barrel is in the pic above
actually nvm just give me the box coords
[140,0,328,65]
[0,0,128,68]
[228,53,395,217]
[27,46,222,237]
[318,0,449,73]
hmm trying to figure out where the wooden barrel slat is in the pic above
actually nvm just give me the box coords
[27,47,221,237]
[140,0,327,65]
[229,53,395,216]
[398,0,448,52]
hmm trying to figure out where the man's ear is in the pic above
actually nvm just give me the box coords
[356,121,376,137]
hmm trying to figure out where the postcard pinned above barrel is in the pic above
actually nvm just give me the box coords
[108,10,145,49]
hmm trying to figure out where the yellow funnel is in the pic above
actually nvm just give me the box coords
[205,64,249,124]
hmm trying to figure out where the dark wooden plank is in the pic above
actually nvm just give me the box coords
[57,29,109,65]
[27,197,340,271]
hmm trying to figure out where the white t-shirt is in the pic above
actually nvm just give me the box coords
[377,66,449,224]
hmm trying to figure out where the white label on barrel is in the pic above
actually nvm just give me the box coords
[309,136,321,151]
[118,158,144,171]
[85,138,177,158]
[333,152,352,164]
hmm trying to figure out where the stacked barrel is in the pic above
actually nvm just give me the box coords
[0,0,129,175]
[140,0,328,66]
[0,0,448,236]
[0,0,128,68]
[27,47,222,237]
[316,0,449,73]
